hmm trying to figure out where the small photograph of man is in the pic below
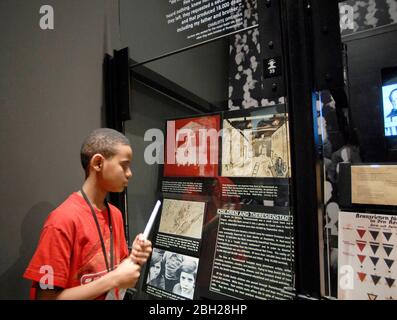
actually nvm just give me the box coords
[383,84,397,136]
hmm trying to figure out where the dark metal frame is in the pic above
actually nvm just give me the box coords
[104,48,131,245]
[280,0,345,298]
[280,0,322,298]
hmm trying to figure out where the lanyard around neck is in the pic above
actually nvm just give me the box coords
[81,189,114,272]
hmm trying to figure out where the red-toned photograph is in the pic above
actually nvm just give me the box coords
[164,115,220,177]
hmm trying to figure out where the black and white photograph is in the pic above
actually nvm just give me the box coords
[146,248,199,300]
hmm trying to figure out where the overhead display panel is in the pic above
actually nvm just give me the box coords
[120,0,258,65]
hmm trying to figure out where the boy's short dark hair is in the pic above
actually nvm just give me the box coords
[181,259,197,274]
[80,128,130,176]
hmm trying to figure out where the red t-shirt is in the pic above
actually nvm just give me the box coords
[23,192,129,300]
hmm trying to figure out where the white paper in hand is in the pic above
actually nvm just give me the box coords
[142,200,161,240]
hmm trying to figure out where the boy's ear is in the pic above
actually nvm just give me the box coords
[91,154,104,172]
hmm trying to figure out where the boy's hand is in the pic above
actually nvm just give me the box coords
[111,258,141,289]
[130,234,152,266]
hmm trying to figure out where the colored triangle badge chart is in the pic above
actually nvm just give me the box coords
[382,244,394,257]
[369,242,379,255]
[357,229,366,239]
[357,254,366,264]
[369,230,379,241]
[356,240,367,252]
[384,258,395,269]
[367,293,378,300]
[357,272,367,282]
[370,256,379,267]
[371,275,381,285]
[383,232,392,242]
[385,277,395,288]
[341,214,397,300]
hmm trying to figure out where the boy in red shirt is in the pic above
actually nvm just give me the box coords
[24,128,152,300]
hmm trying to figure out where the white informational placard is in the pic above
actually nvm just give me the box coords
[351,165,397,206]
[338,211,397,300]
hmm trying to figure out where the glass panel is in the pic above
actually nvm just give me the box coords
[125,29,295,299]
[320,0,397,300]
[125,80,195,243]
[130,36,230,111]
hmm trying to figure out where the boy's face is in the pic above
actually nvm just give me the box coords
[98,144,133,193]
[165,254,183,278]
[150,262,161,279]
[180,271,195,294]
